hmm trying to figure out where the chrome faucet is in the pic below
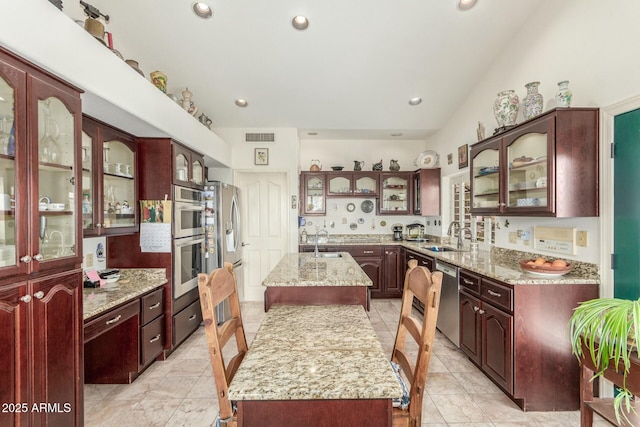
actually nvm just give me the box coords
[447,221,460,246]
[459,227,472,249]
[314,229,329,258]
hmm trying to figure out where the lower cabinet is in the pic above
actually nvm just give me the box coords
[0,270,83,427]
[382,246,402,297]
[84,287,166,384]
[459,267,598,411]
[173,299,203,346]
[403,248,435,313]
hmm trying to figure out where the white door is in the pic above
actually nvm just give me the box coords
[235,172,288,301]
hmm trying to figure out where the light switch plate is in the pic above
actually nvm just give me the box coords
[576,231,588,247]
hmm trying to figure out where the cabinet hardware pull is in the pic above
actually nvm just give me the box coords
[462,278,474,285]
[96,223,102,228]
[498,202,506,207]
[188,314,197,321]
[34,291,44,299]
[20,295,32,303]
[149,302,161,309]
[106,315,122,325]
[363,251,373,254]
[473,306,479,312]
[487,289,502,297]
[20,255,32,264]
[478,309,486,315]
[33,253,44,261]
[149,334,161,343]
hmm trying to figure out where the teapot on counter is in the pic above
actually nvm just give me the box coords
[353,160,364,171]
[309,159,323,172]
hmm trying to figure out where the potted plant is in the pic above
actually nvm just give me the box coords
[569,297,640,424]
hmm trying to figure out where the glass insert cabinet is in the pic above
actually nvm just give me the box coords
[470,108,599,217]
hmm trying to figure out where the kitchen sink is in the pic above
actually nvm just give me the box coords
[316,252,343,258]
[421,246,463,252]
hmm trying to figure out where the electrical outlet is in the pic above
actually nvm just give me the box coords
[85,253,93,268]
[509,232,517,243]
[576,231,589,247]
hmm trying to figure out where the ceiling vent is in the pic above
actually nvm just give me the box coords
[245,132,275,143]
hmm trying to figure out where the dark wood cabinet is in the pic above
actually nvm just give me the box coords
[326,172,378,197]
[382,246,402,297]
[403,249,435,313]
[0,270,83,427]
[173,143,205,189]
[470,108,599,217]
[459,267,599,411]
[82,115,138,236]
[0,47,83,426]
[379,172,412,214]
[300,172,326,215]
[412,168,441,216]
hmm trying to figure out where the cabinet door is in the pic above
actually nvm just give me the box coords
[301,172,325,215]
[470,139,501,214]
[30,74,82,272]
[327,173,353,196]
[459,291,481,365]
[356,257,382,297]
[80,120,101,236]
[102,132,137,233]
[383,247,402,296]
[414,168,441,216]
[173,144,191,187]
[191,154,205,188]
[0,53,27,278]
[0,283,29,427]
[31,270,82,427]
[379,173,410,214]
[354,173,377,196]
[481,302,513,393]
[504,117,553,214]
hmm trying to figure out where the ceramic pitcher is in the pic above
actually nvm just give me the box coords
[389,159,400,171]
[353,160,364,171]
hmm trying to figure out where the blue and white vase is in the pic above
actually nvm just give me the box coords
[555,80,573,107]
[493,90,519,127]
[522,81,543,120]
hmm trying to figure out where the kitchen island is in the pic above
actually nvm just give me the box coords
[262,252,372,311]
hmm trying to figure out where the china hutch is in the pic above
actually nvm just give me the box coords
[0,48,83,426]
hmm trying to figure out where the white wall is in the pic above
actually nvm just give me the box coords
[427,0,640,264]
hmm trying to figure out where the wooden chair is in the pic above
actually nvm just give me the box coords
[391,259,443,427]
[198,262,249,427]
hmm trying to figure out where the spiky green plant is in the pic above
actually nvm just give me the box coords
[569,297,640,424]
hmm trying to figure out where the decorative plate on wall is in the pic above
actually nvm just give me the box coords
[361,200,374,213]
[415,150,440,168]
[346,203,356,212]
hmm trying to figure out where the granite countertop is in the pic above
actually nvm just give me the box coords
[262,252,372,287]
[301,234,600,285]
[83,268,167,320]
[228,305,403,401]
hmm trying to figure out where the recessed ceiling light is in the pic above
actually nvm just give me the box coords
[408,97,422,106]
[457,0,478,11]
[391,133,403,137]
[235,99,248,107]
[292,16,309,30]
[193,2,213,19]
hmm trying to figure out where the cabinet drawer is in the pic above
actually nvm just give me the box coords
[406,251,433,271]
[173,299,203,346]
[84,300,140,343]
[343,246,383,257]
[141,288,164,325]
[481,278,512,312]
[141,315,165,366]
[459,270,481,295]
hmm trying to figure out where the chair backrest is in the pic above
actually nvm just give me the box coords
[198,262,248,424]
[391,259,443,427]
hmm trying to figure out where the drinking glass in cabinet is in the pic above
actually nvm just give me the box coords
[38,97,74,166]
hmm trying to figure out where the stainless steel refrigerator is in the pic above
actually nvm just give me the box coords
[203,182,243,322]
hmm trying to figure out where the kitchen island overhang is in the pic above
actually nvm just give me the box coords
[262,252,372,311]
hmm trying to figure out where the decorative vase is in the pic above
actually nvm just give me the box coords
[150,71,167,93]
[125,59,144,77]
[555,80,573,107]
[493,90,519,127]
[522,81,543,120]
[389,159,400,171]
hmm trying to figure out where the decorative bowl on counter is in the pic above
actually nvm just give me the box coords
[331,166,344,171]
[519,259,572,277]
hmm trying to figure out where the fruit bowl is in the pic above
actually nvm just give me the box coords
[519,259,572,277]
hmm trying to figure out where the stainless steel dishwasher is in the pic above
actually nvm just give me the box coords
[435,260,460,347]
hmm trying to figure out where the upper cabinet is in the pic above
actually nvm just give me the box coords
[326,172,378,197]
[470,108,599,217]
[82,116,138,236]
[379,172,411,215]
[413,168,441,216]
[173,143,205,189]
[300,172,326,215]
[0,50,83,279]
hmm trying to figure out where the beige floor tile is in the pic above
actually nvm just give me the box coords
[425,372,468,395]
[451,371,502,394]
[472,393,538,423]
[430,394,493,423]
[165,398,219,427]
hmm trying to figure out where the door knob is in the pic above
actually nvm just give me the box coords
[34,291,45,299]
[20,255,32,263]
[33,254,44,261]
[20,295,32,303]
[241,242,250,246]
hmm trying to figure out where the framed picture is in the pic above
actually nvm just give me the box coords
[447,153,453,165]
[458,144,468,169]
[254,148,269,165]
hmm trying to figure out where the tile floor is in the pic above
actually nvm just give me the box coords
[84,299,608,426]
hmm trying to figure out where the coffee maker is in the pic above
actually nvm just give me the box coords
[392,224,403,241]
